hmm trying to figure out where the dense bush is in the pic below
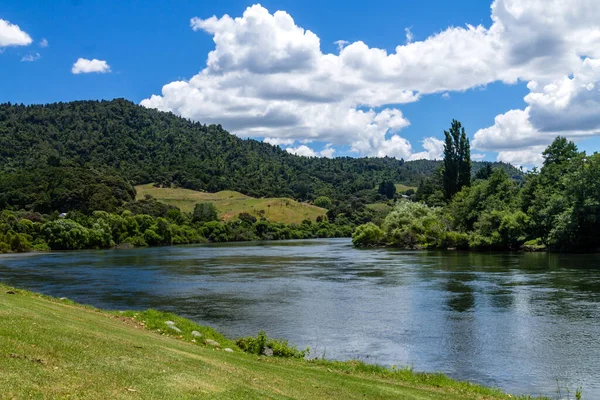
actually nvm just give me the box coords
[192,203,219,224]
[354,137,600,252]
[236,331,309,359]
[314,196,332,209]
[351,223,384,247]
[383,201,448,249]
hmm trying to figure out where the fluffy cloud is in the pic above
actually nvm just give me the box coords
[263,137,296,146]
[39,38,48,48]
[474,108,544,151]
[21,52,40,62]
[72,58,111,74]
[526,59,600,134]
[190,6,320,74]
[285,145,318,157]
[496,147,545,167]
[320,144,336,158]
[142,1,600,162]
[471,0,600,165]
[409,137,445,160]
[0,19,32,47]
[284,144,336,158]
[475,58,600,165]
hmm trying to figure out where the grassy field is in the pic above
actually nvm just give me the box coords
[395,184,418,193]
[135,184,326,224]
[0,284,548,400]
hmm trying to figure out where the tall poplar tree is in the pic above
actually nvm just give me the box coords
[443,120,471,200]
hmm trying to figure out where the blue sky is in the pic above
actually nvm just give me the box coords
[1,0,599,165]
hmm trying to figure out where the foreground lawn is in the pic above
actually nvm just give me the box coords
[135,184,325,224]
[0,284,546,399]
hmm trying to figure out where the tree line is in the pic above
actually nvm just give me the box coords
[354,122,600,252]
[0,99,520,210]
[0,201,353,253]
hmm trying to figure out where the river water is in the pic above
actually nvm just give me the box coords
[1,238,599,397]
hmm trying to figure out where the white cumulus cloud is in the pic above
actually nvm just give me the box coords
[475,58,600,165]
[285,143,336,158]
[72,58,111,74]
[472,0,600,165]
[263,137,296,146]
[409,137,445,160]
[285,145,318,157]
[0,19,32,48]
[142,1,600,163]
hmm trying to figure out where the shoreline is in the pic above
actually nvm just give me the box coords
[0,282,550,399]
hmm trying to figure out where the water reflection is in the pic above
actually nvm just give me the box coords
[1,239,600,398]
[445,279,476,312]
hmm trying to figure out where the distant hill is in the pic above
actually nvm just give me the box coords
[404,159,524,182]
[135,184,325,224]
[0,99,523,212]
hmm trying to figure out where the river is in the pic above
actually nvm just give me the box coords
[1,238,599,398]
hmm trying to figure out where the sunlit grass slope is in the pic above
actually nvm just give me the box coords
[395,184,418,193]
[135,184,326,224]
[0,284,547,400]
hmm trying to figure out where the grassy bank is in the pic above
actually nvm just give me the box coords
[135,184,326,224]
[0,284,546,399]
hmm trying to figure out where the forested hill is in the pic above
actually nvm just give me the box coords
[0,99,519,205]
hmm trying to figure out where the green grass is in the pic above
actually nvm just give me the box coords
[135,184,326,224]
[395,184,418,193]
[0,283,548,399]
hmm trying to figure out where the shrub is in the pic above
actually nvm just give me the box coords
[382,201,448,249]
[236,331,308,359]
[41,219,90,250]
[143,229,161,246]
[352,223,384,247]
[0,242,10,253]
[314,196,332,209]
[237,212,257,226]
[193,203,219,224]
[200,221,231,242]
[442,231,470,249]
[123,235,148,247]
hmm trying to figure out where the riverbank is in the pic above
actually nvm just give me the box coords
[0,283,546,399]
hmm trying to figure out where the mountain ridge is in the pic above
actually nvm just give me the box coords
[0,98,521,209]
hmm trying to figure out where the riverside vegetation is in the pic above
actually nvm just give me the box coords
[0,283,550,399]
[353,126,600,252]
[0,100,595,253]
[0,202,352,252]
[0,100,518,253]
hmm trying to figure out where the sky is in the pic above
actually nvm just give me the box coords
[1,0,600,166]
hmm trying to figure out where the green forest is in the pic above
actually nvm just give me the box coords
[1,99,593,253]
[0,99,519,207]
[353,124,600,252]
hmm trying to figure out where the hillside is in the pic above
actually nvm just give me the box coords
[0,99,522,213]
[0,284,541,399]
[136,184,326,224]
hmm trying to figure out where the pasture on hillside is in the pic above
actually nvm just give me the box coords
[135,184,326,224]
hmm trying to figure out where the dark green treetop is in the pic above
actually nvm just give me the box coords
[443,120,471,200]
